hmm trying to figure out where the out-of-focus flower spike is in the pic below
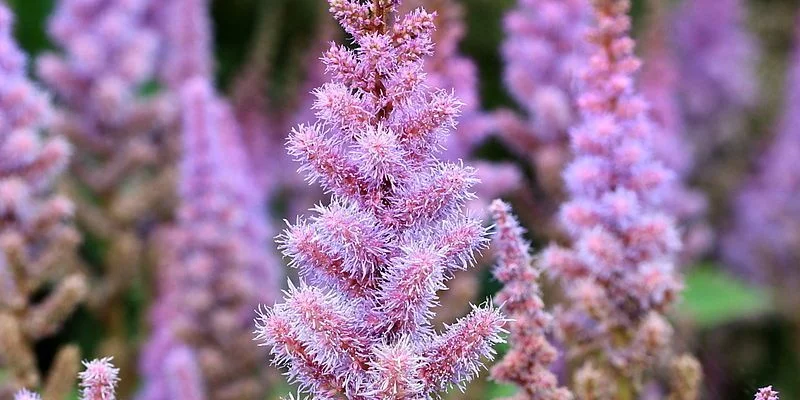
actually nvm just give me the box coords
[13,390,41,400]
[164,346,207,400]
[158,0,213,89]
[673,0,759,154]
[543,0,687,395]
[0,3,84,394]
[722,12,800,286]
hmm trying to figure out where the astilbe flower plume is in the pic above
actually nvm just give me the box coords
[495,0,591,233]
[489,200,571,400]
[402,0,522,218]
[78,358,119,400]
[398,0,521,329]
[754,386,780,400]
[500,0,590,146]
[540,0,683,394]
[254,1,506,398]
[673,0,758,154]
[13,357,120,400]
[0,4,86,396]
[37,0,176,375]
[138,78,280,400]
[639,0,710,263]
[722,16,800,290]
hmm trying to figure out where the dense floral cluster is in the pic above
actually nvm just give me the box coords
[36,0,177,374]
[0,0,795,397]
[138,78,280,400]
[254,1,506,398]
[500,0,590,147]
[640,0,710,262]
[754,386,780,400]
[488,200,571,400]
[540,0,682,392]
[673,0,758,152]
[0,3,85,394]
[14,357,119,400]
[723,19,800,287]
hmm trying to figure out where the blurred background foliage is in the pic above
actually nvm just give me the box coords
[5,0,800,398]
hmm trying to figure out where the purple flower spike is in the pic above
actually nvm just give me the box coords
[489,200,572,400]
[722,16,800,287]
[755,386,780,400]
[157,0,213,89]
[255,1,506,398]
[0,3,85,392]
[79,358,120,400]
[13,390,41,400]
[541,0,683,387]
[673,0,759,152]
[501,0,590,146]
[640,1,710,262]
[138,78,280,400]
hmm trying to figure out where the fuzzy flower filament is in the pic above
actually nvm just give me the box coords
[255,1,506,398]
[489,200,572,400]
[541,0,683,393]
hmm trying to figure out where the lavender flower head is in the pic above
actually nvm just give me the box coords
[39,0,169,150]
[254,1,506,397]
[13,357,120,400]
[640,0,710,262]
[138,78,279,400]
[722,17,800,286]
[79,357,119,400]
[755,386,780,400]
[541,0,682,386]
[402,0,522,218]
[13,390,41,400]
[673,0,758,150]
[496,0,591,224]
[499,0,590,146]
[0,3,85,392]
[489,200,571,400]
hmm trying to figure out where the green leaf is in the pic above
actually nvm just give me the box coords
[678,265,773,328]
[486,381,518,398]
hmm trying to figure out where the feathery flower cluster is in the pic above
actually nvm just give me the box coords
[754,386,780,400]
[402,0,493,159]
[79,358,120,400]
[39,0,173,200]
[673,0,758,152]
[489,200,571,400]
[138,79,280,400]
[722,18,800,287]
[407,0,522,218]
[156,0,213,90]
[254,1,506,398]
[541,0,682,388]
[14,357,119,400]
[500,0,590,146]
[639,0,710,262]
[0,4,86,394]
[37,0,176,356]
[496,0,591,232]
